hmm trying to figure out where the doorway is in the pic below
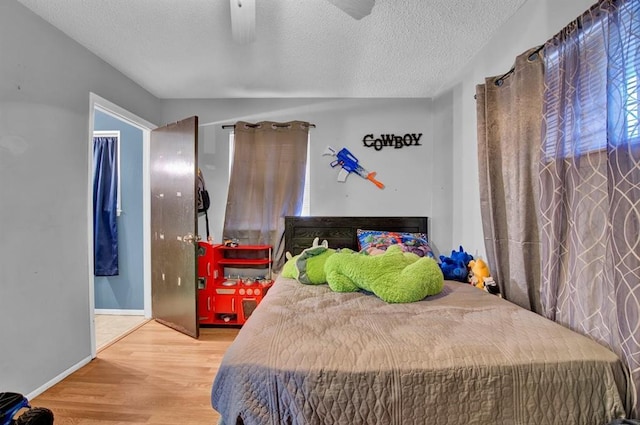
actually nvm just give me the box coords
[88,93,156,358]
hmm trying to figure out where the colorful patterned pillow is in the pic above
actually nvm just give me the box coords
[356,229,434,258]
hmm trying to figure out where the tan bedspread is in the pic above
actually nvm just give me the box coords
[211,277,629,425]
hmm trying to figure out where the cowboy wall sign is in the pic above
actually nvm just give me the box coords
[362,133,423,151]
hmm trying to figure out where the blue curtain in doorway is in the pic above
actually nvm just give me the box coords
[93,136,119,276]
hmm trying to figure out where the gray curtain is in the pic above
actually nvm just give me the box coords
[539,0,639,416]
[223,121,309,271]
[475,47,545,313]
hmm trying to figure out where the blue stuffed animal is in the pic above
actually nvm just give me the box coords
[439,246,473,282]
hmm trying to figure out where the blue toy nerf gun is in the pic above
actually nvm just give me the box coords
[323,146,385,189]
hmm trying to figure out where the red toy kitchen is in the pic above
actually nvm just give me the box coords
[197,242,273,326]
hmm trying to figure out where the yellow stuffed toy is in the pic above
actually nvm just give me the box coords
[468,258,491,290]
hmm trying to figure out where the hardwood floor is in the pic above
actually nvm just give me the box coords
[31,321,240,424]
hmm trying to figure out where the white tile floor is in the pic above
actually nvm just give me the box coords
[95,314,148,351]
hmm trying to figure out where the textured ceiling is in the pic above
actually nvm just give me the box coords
[15,0,528,99]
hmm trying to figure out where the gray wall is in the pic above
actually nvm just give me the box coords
[161,98,453,256]
[0,0,159,395]
[0,0,599,398]
[93,110,144,311]
[436,0,597,260]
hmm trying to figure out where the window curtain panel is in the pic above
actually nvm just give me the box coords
[539,0,639,416]
[223,121,309,271]
[93,136,119,276]
[475,47,545,313]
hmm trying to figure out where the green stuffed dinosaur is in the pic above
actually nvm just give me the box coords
[324,244,444,303]
[281,237,335,285]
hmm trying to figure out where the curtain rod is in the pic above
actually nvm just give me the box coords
[222,122,316,129]
[474,44,544,100]
[495,44,545,86]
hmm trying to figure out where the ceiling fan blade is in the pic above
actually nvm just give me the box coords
[326,0,375,20]
[230,0,256,44]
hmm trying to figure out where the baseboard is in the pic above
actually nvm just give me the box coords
[95,309,144,316]
[26,355,92,401]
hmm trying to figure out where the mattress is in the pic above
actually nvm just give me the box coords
[211,276,629,425]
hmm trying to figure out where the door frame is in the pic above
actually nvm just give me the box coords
[87,92,156,358]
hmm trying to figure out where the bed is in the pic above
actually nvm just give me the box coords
[211,216,630,425]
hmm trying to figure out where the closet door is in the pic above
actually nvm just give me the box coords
[150,116,199,338]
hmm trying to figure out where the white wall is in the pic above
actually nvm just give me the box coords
[161,98,453,255]
[436,0,597,260]
[0,0,160,395]
[162,0,597,263]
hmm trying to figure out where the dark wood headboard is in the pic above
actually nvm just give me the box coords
[284,216,429,255]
